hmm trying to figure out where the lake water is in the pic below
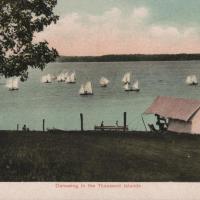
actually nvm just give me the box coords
[0,60,200,131]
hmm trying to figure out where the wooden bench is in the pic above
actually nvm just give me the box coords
[94,125,128,131]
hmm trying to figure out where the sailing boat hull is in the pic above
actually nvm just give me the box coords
[66,81,76,84]
[100,84,107,87]
[123,82,130,85]
[80,93,93,96]
[125,88,140,92]
[57,80,65,82]
[9,88,19,91]
[132,88,140,92]
[189,82,198,86]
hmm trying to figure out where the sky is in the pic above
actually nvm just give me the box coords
[36,0,200,56]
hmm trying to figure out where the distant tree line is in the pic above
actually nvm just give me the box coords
[57,54,200,62]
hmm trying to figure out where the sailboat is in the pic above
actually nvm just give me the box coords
[122,71,140,92]
[51,74,57,80]
[132,80,140,91]
[6,78,19,91]
[100,77,110,87]
[64,72,69,80]
[41,74,52,83]
[56,73,65,82]
[186,75,198,85]
[122,72,131,84]
[79,81,93,95]
[65,72,76,83]
[124,80,140,92]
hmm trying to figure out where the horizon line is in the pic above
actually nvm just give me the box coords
[59,53,200,57]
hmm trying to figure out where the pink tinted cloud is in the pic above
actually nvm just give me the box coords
[35,7,200,56]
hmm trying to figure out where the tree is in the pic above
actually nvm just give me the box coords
[0,0,59,81]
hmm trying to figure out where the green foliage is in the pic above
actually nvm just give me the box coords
[0,0,59,81]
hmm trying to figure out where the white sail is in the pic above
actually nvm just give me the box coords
[42,74,52,83]
[100,77,109,86]
[79,81,93,95]
[6,79,13,88]
[41,75,46,83]
[186,75,198,85]
[12,78,19,89]
[64,72,69,79]
[132,80,139,90]
[56,74,60,81]
[65,72,76,83]
[6,78,19,90]
[57,73,65,82]
[123,83,129,90]
[65,75,71,83]
[79,84,85,94]
[46,74,52,83]
[85,81,93,94]
[186,76,192,84]
[191,75,198,84]
[51,74,57,80]
[122,73,127,83]
[61,73,65,81]
[122,72,131,84]
[70,72,76,82]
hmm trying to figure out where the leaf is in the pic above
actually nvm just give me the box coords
[0,0,59,80]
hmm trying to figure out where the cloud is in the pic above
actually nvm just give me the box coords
[132,7,149,18]
[150,26,180,38]
[35,7,200,55]
[88,7,122,27]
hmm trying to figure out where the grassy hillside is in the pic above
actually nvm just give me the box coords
[0,131,200,181]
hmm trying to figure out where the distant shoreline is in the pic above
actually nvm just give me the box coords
[57,53,200,62]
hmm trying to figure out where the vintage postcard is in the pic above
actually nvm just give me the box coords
[0,0,200,199]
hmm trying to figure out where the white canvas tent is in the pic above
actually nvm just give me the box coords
[144,96,200,134]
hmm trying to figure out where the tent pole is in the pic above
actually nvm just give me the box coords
[141,114,147,131]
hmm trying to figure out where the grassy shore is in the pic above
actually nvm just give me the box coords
[0,130,200,181]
